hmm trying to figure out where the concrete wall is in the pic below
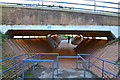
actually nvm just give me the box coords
[1,5,119,26]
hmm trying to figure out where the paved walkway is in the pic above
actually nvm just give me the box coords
[41,40,80,68]
[21,66,97,79]
[52,40,77,56]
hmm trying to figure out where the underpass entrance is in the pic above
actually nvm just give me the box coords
[2,29,116,80]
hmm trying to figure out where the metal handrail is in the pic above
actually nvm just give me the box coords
[0,63,22,74]
[0,0,119,14]
[1,53,120,79]
[0,53,28,61]
[78,54,120,65]
[56,56,87,80]
[22,59,55,80]
[90,62,120,77]
[0,53,59,74]
[44,0,119,13]
[45,1,119,9]
[77,54,120,78]
[0,53,59,61]
[90,55,120,65]
[85,0,119,4]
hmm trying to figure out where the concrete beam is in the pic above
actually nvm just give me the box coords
[1,5,119,26]
[1,25,119,38]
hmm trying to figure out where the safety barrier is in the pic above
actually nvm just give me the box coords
[22,59,55,80]
[43,0,119,13]
[0,0,119,14]
[56,56,89,80]
[77,54,120,78]
[0,53,59,79]
[0,53,28,74]
[0,53,120,79]
[22,53,58,80]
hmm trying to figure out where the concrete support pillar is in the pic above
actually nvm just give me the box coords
[47,34,58,48]
[80,35,84,42]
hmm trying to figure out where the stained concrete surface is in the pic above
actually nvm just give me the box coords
[1,5,119,25]
[38,68,96,78]
[15,65,97,79]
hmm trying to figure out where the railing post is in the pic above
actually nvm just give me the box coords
[76,56,78,69]
[84,61,86,80]
[52,61,54,80]
[94,0,97,11]
[88,55,90,69]
[14,57,17,77]
[102,61,104,78]
[56,57,59,76]
[39,54,41,60]
[22,60,25,78]
[32,56,35,73]
[38,54,41,65]
[42,0,44,7]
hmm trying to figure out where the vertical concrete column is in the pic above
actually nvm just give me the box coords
[47,34,58,48]
[80,35,84,41]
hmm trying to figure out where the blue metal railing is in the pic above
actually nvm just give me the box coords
[90,55,120,77]
[0,0,119,14]
[0,53,59,79]
[56,56,88,80]
[1,53,120,79]
[0,53,28,74]
[77,54,120,78]
[22,59,55,80]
